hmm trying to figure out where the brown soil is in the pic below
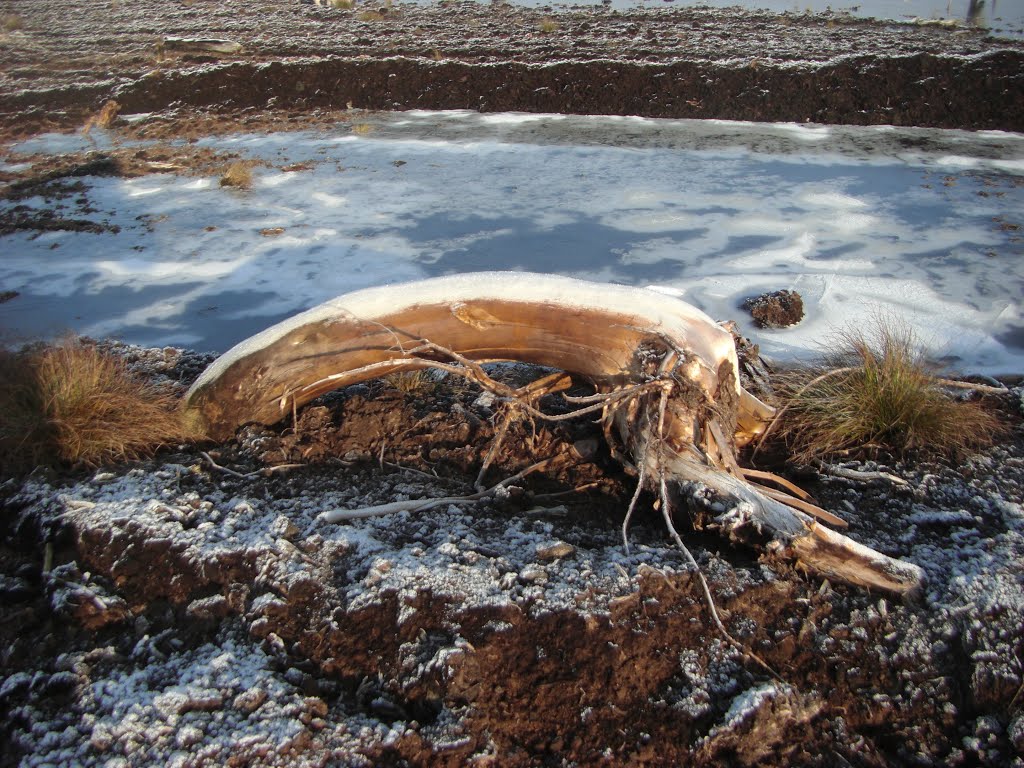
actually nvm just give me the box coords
[0,0,1023,142]
[2,350,1023,766]
[0,143,281,235]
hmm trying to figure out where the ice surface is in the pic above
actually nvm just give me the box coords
[1,112,1022,374]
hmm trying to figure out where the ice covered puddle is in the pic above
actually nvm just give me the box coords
[1,112,1022,374]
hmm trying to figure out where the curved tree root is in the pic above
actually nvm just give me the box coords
[185,272,924,598]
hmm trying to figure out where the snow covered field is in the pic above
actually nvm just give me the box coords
[2,111,1022,374]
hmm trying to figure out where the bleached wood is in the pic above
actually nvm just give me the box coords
[646,444,924,597]
[185,272,924,597]
[185,272,741,440]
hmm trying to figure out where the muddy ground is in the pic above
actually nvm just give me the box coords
[1,0,1023,139]
[1,345,1024,767]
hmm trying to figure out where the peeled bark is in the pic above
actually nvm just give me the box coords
[184,272,924,597]
[185,273,744,440]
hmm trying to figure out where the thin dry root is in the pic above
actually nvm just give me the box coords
[657,473,782,681]
[321,458,557,523]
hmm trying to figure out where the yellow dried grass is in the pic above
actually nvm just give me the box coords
[219,161,254,189]
[2,13,24,32]
[83,100,121,134]
[774,323,1002,463]
[383,370,434,395]
[0,340,200,473]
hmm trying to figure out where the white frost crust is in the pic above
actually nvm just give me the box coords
[191,271,738,391]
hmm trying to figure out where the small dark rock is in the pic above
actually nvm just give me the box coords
[0,672,32,705]
[284,667,308,689]
[743,290,805,328]
[0,575,35,602]
[186,594,230,621]
[40,671,80,697]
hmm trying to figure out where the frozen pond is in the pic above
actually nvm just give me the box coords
[1,111,1023,374]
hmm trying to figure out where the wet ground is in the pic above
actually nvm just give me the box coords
[1,0,1023,137]
[615,0,1022,38]
[3,113,1022,374]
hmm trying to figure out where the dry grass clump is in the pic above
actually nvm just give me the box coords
[0,340,198,474]
[773,324,1002,463]
[539,18,559,33]
[219,161,254,189]
[330,0,355,8]
[83,100,121,134]
[384,370,434,396]
[2,13,24,32]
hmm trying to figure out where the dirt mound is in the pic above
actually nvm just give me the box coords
[2,358,1023,766]
[744,290,806,329]
[1,1,1023,138]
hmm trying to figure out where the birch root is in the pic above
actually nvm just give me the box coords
[184,272,924,597]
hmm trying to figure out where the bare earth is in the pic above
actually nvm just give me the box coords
[1,344,1023,767]
[1,0,1023,139]
[2,2,1024,767]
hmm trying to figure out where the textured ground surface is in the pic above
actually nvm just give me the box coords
[2,1,1024,764]
[1,0,1023,138]
[1,345,1023,766]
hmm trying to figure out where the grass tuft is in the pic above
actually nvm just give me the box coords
[539,17,559,33]
[0,340,199,474]
[219,161,254,189]
[2,13,24,32]
[384,370,434,396]
[330,0,355,8]
[774,323,1002,463]
[83,100,121,135]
